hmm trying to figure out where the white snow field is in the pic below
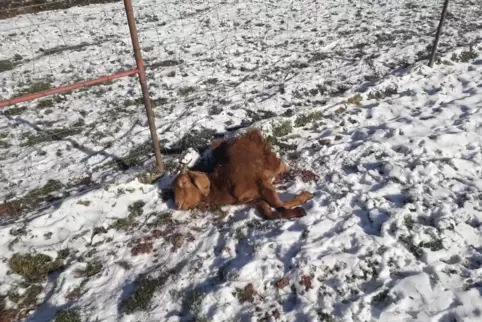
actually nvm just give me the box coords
[0,0,482,321]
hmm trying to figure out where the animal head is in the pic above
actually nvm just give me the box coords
[172,171,210,210]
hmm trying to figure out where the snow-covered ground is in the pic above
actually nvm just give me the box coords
[1,0,482,321]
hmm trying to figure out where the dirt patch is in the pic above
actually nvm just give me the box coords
[170,233,184,249]
[300,275,313,291]
[235,283,257,303]
[275,278,289,289]
[274,168,319,186]
[131,241,153,256]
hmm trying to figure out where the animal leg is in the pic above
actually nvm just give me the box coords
[255,200,306,220]
[277,160,289,176]
[210,138,225,150]
[259,181,313,209]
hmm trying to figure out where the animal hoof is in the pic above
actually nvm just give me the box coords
[293,207,307,218]
[299,191,314,203]
[282,207,306,219]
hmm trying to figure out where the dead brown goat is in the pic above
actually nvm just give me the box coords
[171,128,313,219]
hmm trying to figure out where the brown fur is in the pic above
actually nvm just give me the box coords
[172,128,313,219]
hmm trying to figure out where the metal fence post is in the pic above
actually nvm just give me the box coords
[428,0,450,67]
[123,0,164,172]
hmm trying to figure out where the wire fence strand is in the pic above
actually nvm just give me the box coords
[1,0,482,219]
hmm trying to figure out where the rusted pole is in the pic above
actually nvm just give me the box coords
[123,0,164,172]
[428,0,450,67]
[0,69,139,108]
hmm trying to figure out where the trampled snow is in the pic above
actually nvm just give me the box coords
[0,0,481,321]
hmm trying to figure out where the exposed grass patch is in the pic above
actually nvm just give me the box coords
[92,227,108,235]
[41,42,98,56]
[66,285,84,301]
[122,278,157,314]
[0,59,16,72]
[399,235,423,258]
[294,111,324,127]
[116,261,132,270]
[181,288,206,319]
[138,166,164,184]
[91,131,108,143]
[76,200,91,207]
[122,96,169,108]
[334,106,346,115]
[80,261,103,277]
[371,289,390,305]
[459,49,479,62]
[235,228,246,240]
[25,179,63,200]
[245,109,276,122]
[146,212,174,228]
[9,227,27,237]
[72,230,90,241]
[36,99,54,109]
[0,140,11,149]
[128,200,145,217]
[16,81,52,97]
[420,238,444,251]
[0,295,5,312]
[5,179,65,214]
[148,59,182,69]
[180,128,217,151]
[108,141,152,171]
[151,97,169,107]
[1,0,120,19]
[123,98,142,108]
[6,283,43,310]
[53,309,81,322]
[22,127,83,147]
[272,121,293,137]
[178,86,197,96]
[21,284,43,307]
[367,86,398,100]
[111,201,145,231]
[8,237,20,251]
[316,310,334,322]
[58,248,70,260]
[101,102,136,118]
[72,119,85,128]
[265,135,297,152]
[84,248,96,259]
[9,253,64,282]
[121,274,170,314]
[3,106,27,117]
[451,48,479,63]
[204,78,218,85]
[404,215,415,230]
[346,94,362,106]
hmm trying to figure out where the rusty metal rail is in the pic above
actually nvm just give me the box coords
[0,69,139,108]
[0,0,164,172]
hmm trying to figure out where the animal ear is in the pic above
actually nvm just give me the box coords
[188,171,210,196]
[176,174,190,188]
